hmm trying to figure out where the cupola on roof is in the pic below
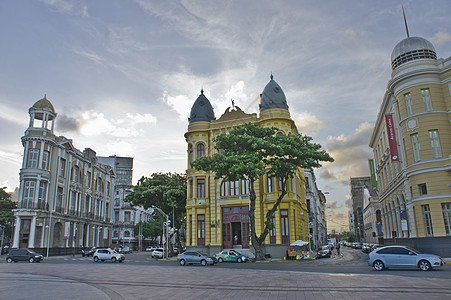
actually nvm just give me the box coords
[391,36,437,70]
[259,74,289,112]
[31,95,56,114]
[188,89,216,123]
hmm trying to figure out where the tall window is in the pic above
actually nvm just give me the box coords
[267,176,274,193]
[27,149,39,168]
[41,150,49,170]
[230,180,239,196]
[38,182,47,209]
[241,179,249,195]
[72,166,79,182]
[188,144,193,166]
[85,196,90,214]
[56,187,63,212]
[280,209,289,244]
[422,204,433,236]
[124,211,131,223]
[197,179,205,198]
[421,89,433,112]
[196,143,205,159]
[269,214,276,244]
[189,179,193,198]
[220,179,228,196]
[405,93,414,116]
[23,181,36,208]
[442,203,451,235]
[197,214,205,245]
[86,171,91,188]
[418,183,427,196]
[59,158,66,177]
[411,133,421,161]
[429,130,442,158]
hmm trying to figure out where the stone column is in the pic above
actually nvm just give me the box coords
[13,216,21,248]
[28,215,37,248]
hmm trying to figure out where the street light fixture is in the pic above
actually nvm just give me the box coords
[151,205,169,259]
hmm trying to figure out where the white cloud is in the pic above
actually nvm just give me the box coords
[42,0,88,17]
[292,112,326,135]
[430,31,451,46]
[0,103,28,126]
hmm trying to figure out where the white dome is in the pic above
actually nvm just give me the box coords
[391,37,436,70]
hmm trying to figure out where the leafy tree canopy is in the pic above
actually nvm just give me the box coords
[134,219,162,240]
[125,173,186,229]
[0,187,16,227]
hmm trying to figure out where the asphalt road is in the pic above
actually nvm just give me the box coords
[1,246,450,299]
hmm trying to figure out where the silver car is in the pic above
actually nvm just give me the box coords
[177,251,216,266]
[368,245,444,271]
[93,248,125,263]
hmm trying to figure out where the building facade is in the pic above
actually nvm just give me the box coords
[369,32,451,255]
[350,177,371,242]
[98,156,154,250]
[305,169,328,250]
[184,76,310,258]
[13,97,114,254]
[362,185,381,244]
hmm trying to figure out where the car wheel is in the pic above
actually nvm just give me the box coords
[218,258,223,263]
[419,260,431,271]
[112,257,117,263]
[94,256,99,262]
[373,260,385,271]
[6,257,13,263]
[237,257,242,263]
[201,259,207,266]
[180,259,186,266]
[29,257,35,263]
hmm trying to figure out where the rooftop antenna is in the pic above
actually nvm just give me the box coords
[402,5,410,38]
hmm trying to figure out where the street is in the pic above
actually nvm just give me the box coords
[0,246,450,299]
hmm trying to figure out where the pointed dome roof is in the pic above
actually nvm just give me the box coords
[188,89,216,123]
[391,36,437,70]
[259,75,289,112]
[31,95,55,113]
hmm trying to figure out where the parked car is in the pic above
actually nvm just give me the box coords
[146,246,156,252]
[93,248,125,263]
[368,245,444,271]
[361,243,371,253]
[317,245,331,258]
[6,248,43,263]
[81,247,96,257]
[177,251,217,266]
[216,250,249,263]
[152,248,165,259]
[121,246,132,254]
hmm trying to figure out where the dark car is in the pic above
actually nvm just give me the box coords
[6,248,44,263]
[177,251,216,266]
[81,247,96,257]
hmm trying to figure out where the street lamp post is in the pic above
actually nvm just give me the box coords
[152,205,169,259]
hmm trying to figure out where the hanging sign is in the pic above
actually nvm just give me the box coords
[385,114,399,161]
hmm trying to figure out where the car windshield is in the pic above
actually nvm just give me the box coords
[321,246,329,250]
[112,250,119,254]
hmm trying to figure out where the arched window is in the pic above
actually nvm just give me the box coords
[197,143,205,159]
[188,144,193,166]
[230,180,239,196]
[124,231,130,238]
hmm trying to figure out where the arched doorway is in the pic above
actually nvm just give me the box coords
[222,206,249,249]
[53,222,62,247]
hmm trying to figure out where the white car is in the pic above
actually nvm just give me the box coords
[146,246,156,252]
[152,248,165,259]
[93,248,125,263]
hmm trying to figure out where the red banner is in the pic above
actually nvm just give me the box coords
[385,114,399,161]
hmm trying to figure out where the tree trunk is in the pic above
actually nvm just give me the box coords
[248,179,266,260]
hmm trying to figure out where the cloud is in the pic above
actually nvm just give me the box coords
[0,104,27,126]
[430,31,451,46]
[326,201,341,210]
[319,122,373,185]
[42,0,88,17]
[56,114,81,133]
[292,112,326,135]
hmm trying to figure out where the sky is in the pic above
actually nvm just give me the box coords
[1,0,450,232]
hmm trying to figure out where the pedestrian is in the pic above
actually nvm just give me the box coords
[337,242,341,255]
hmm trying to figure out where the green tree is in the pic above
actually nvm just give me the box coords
[126,173,186,251]
[192,123,333,260]
[0,187,16,247]
[134,219,163,245]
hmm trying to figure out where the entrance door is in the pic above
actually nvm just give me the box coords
[222,206,249,249]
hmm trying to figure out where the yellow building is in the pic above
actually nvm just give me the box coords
[369,33,451,255]
[184,76,309,258]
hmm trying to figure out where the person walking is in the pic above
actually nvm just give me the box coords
[337,242,341,255]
